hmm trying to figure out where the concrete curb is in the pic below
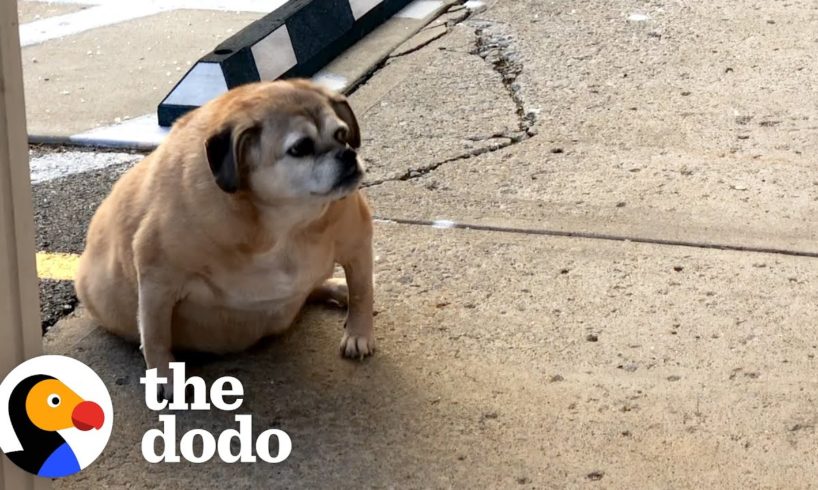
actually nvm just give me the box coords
[158,0,416,127]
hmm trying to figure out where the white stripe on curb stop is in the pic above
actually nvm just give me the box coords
[251,26,298,81]
[349,0,384,20]
[164,63,230,107]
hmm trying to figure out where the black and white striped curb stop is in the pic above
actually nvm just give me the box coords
[158,0,415,127]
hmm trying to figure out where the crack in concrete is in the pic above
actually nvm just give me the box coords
[468,19,536,137]
[363,136,513,187]
[363,10,538,188]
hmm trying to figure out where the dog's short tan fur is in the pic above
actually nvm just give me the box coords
[75,80,375,391]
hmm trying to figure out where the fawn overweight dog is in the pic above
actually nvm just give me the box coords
[75,80,375,398]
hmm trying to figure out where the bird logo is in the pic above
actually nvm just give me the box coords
[0,355,113,478]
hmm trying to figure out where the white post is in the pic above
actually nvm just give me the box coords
[0,0,50,488]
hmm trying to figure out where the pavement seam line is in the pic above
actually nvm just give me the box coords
[34,217,818,333]
[373,217,818,259]
[39,215,818,286]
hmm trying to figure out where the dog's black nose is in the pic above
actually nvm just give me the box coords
[337,148,357,165]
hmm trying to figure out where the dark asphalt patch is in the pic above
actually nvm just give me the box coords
[32,159,134,253]
[39,279,78,333]
[32,154,139,331]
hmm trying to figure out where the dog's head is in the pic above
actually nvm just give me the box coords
[201,80,363,204]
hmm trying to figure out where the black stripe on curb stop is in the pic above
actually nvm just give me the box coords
[158,0,414,127]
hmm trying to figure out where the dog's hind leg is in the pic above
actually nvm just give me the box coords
[306,277,348,306]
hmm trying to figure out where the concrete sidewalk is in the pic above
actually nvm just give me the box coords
[34,0,818,487]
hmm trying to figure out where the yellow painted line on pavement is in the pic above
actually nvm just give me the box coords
[36,252,80,281]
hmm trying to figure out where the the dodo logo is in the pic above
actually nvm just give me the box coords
[0,355,113,478]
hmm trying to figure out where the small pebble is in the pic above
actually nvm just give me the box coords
[587,471,604,481]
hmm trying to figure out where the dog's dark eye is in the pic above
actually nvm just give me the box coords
[334,127,348,143]
[287,138,314,158]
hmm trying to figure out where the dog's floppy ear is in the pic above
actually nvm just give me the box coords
[329,96,361,149]
[205,125,258,193]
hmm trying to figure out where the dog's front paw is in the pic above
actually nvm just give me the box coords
[339,331,375,360]
[158,380,175,403]
[144,351,176,403]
